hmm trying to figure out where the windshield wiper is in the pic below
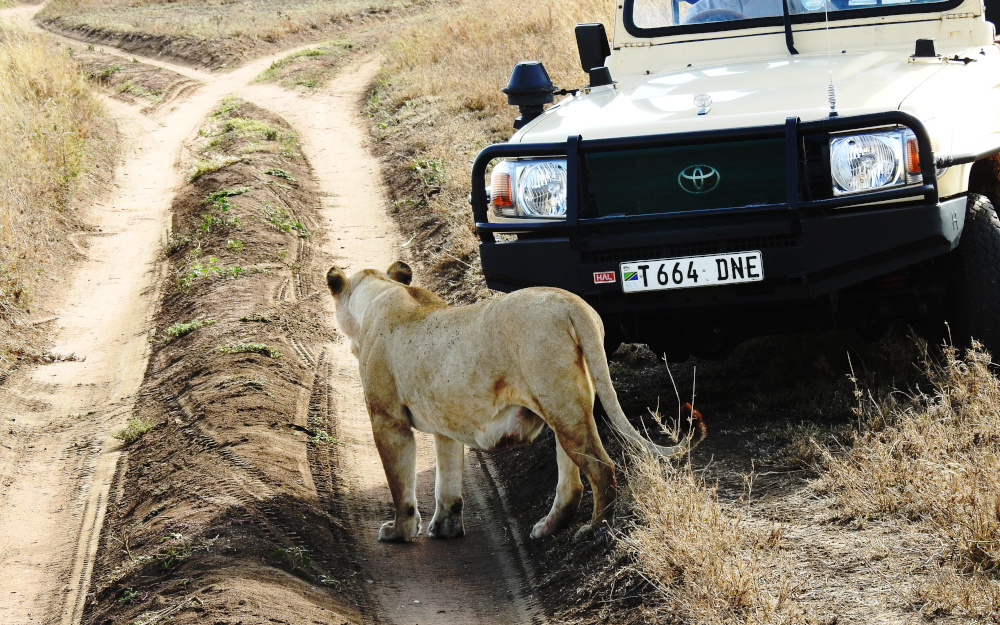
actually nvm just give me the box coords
[782,0,799,55]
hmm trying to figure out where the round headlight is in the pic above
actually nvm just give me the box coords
[517,161,567,216]
[830,134,903,194]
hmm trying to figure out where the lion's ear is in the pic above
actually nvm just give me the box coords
[327,266,347,296]
[387,261,412,285]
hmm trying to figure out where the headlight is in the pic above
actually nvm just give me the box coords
[490,158,567,219]
[830,131,906,195]
[829,129,939,196]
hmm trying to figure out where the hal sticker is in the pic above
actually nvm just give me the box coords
[594,271,616,284]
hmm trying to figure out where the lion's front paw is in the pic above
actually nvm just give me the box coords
[378,513,421,543]
[428,513,465,539]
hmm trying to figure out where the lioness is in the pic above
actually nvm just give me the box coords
[327,262,703,542]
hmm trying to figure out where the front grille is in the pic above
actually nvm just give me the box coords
[586,234,796,264]
[585,137,786,217]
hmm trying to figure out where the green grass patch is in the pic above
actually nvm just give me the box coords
[263,203,310,237]
[255,40,354,87]
[264,168,296,182]
[217,342,282,359]
[117,79,163,102]
[163,318,215,342]
[112,416,156,445]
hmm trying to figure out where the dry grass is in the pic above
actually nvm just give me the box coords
[367,0,613,300]
[39,0,412,51]
[0,25,112,353]
[619,443,803,624]
[814,343,1000,618]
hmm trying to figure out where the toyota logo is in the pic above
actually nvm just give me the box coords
[678,165,721,194]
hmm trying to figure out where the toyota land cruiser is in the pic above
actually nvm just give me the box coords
[470,0,1000,358]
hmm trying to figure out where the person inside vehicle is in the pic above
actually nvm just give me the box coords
[682,0,828,23]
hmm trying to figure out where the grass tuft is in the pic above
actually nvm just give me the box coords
[621,451,797,624]
[112,415,156,445]
[163,318,215,342]
[217,342,282,359]
[187,155,241,182]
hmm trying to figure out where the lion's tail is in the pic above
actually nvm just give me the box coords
[570,303,704,458]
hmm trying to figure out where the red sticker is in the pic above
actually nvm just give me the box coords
[593,271,616,284]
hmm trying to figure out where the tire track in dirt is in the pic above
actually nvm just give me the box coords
[238,63,545,625]
[0,8,394,623]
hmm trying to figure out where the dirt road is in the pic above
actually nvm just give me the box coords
[0,6,540,624]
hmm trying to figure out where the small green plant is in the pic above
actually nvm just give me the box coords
[271,546,310,570]
[118,587,140,604]
[263,203,310,237]
[308,415,341,445]
[319,575,341,588]
[203,187,251,204]
[97,63,123,79]
[225,239,243,253]
[112,416,156,445]
[163,318,215,342]
[411,158,445,187]
[264,168,296,182]
[217,342,282,359]
[176,256,222,291]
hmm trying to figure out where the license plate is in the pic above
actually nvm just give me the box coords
[620,251,764,293]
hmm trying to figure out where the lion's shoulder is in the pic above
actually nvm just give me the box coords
[404,284,448,310]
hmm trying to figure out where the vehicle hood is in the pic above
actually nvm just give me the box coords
[512,50,962,143]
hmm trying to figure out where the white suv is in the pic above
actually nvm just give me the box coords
[470,0,1000,358]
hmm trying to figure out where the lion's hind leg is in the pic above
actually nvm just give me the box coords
[428,433,465,539]
[530,437,584,539]
[371,412,421,542]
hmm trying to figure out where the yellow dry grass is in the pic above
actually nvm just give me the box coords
[622,454,799,624]
[0,25,111,347]
[368,0,613,295]
[40,0,413,43]
[815,343,1000,618]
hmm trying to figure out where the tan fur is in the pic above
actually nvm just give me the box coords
[327,262,701,542]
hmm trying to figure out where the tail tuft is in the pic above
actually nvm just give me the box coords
[682,403,707,443]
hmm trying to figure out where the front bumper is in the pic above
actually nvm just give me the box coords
[472,112,961,331]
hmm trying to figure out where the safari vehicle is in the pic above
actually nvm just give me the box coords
[469,0,1000,358]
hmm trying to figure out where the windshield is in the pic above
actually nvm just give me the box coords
[629,0,951,30]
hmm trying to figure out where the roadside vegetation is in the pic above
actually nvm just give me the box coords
[255,39,358,89]
[366,0,613,301]
[0,24,114,362]
[38,0,417,68]
[815,343,1000,619]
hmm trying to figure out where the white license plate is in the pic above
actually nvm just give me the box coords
[620,251,764,293]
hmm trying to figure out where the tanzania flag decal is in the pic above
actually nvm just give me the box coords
[624,271,638,282]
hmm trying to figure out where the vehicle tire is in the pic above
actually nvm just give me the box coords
[951,193,1000,353]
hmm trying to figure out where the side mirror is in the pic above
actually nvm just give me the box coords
[575,23,611,73]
